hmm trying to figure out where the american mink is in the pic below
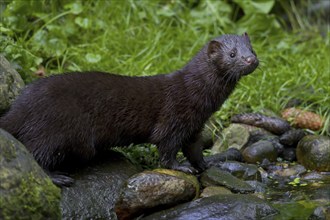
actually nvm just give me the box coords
[0,33,259,186]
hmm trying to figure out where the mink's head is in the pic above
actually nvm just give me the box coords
[207,33,259,80]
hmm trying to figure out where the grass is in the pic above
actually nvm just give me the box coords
[1,0,329,137]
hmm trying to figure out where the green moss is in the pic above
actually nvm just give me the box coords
[0,173,61,220]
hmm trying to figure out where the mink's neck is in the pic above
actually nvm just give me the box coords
[179,49,238,114]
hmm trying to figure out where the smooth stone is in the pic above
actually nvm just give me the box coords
[281,147,297,161]
[114,169,197,220]
[242,140,278,163]
[309,205,330,220]
[297,135,330,171]
[205,148,243,167]
[279,129,306,147]
[218,161,261,181]
[211,123,250,153]
[200,166,254,194]
[142,194,278,220]
[200,186,232,198]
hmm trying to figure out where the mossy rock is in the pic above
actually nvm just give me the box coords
[0,128,61,220]
[0,55,25,114]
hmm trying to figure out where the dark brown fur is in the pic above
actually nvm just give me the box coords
[0,34,259,186]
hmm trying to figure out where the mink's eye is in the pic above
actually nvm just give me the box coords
[251,49,256,55]
[230,52,236,58]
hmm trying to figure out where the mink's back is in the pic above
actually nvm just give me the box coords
[0,72,164,170]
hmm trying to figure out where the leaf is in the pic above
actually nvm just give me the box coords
[85,53,101,63]
[64,2,83,15]
[75,17,90,29]
[233,0,275,14]
[293,178,300,184]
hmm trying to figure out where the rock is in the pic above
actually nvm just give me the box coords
[272,164,307,178]
[114,169,198,220]
[246,133,284,155]
[279,129,306,147]
[211,123,250,153]
[61,151,142,219]
[0,55,25,114]
[309,205,330,220]
[142,194,278,220]
[245,180,267,193]
[0,128,61,219]
[301,171,329,181]
[297,135,330,171]
[242,140,278,163]
[200,166,254,193]
[282,108,324,131]
[200,186,232,198]
[205,148,243,167]
[281,147,297,161]
[231,113,291,135]
[218,161,261,181]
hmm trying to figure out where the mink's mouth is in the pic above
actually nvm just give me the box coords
[241,58,259,76]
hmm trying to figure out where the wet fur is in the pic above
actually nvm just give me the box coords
[0,34,258,185]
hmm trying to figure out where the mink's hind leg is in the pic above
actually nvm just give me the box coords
[182,134,208,172]
[48,172,74,187]
[32,141,97,187]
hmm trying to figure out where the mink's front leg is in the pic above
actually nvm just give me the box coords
[182,133,208,172]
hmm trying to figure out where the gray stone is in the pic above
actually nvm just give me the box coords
[309,205,330,220]
[211,123,250,153]
[200,166,255,193]
[142,194,278,220]
[242,140,278,163]
[200,186,232,197]
[297,135,330,172]
[114,169,198,220]
[0,55,25,114]
[0,128,61,220]
[219,161,261,181]
[60,152,142,219]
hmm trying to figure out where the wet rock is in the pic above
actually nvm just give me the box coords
[142,194,278,220]
[61,152,142,219]
[231,113,291,135]
[114,169,198,220]
[308,184,330,202]
[281,147,297,161]
[309,205,330,220]
[301,171,329,181]
[272,164,307,178]
[205,148,243,167]
[280,129,306,147]
[297,135,330,171]
[245,180,267,193]
[242,140,278,163]
[246,133,284,155]
[0,129,61,219]
[0,55,25,114]
[211,123,250,153]
[200,166,254,193]
[200,186,232,198]
[218,161,261,181]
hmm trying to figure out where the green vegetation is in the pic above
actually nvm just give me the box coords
[1,0,329,141]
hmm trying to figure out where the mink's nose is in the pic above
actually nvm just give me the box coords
[245,56,255,64]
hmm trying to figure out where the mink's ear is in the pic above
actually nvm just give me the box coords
[243,32,251,43]
[207,40,222,58]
